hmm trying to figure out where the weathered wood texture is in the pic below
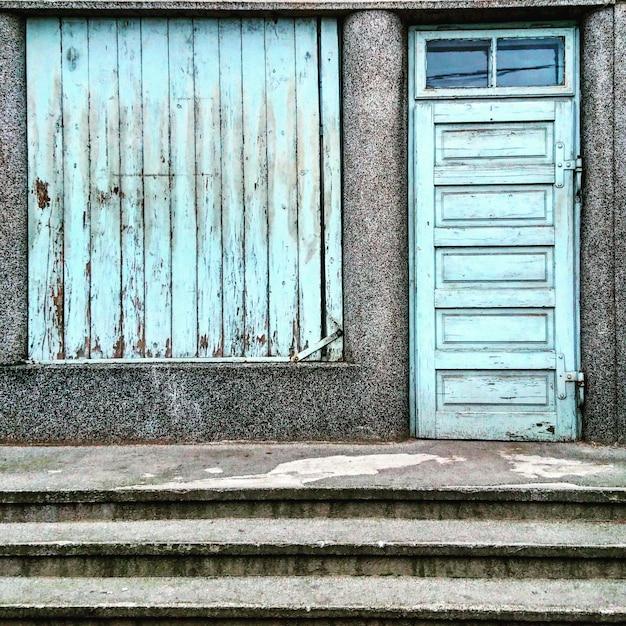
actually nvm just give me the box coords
[27,17,342,361]
[411,28,579,441]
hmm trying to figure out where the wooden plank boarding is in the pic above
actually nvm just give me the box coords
[27,17,343,363]
[242,19,270,357]
[194,18,223,358]
[169,19,198,358]
[320,18,343,360]
[141,18,172,358]
[295,18,322,354]
[88,19,122,359]
[266,19,299,356]
[61,19,90,358]
[219,19,246,358]
[27,18,65,361]
[118,18,145,358]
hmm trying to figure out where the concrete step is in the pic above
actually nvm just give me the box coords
[4,486,626,523]
[1,518,624,578]
[2,441,626,523]
[0,576,625,623]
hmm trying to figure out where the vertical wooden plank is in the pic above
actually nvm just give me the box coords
[61,18,90,359]
[27,18,65,361]
[295,18,322,354]
[414,101,437,437]
[553,98,578,438]
[142,18,171,358]
[266,18,299,357]
[219,19,245,357]
[88,19,122,359]
[194,19,223,358]
[118,19,145,358]
[241,19,269,357]
[408,28,417,433]
[319,18,343,361]
[169,19,197,357]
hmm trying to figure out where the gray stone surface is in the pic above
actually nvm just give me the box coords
[580,7,617,443]
[613,3,626,445]
[0,6,623,444]
[342,11,409,436]
[0,15,27,364]
[1,517,624,578]
[1,441,625,523]
[0,363,400,443]
[4,518,624,550]
[1,440,624,491]
[0,10,411,444]
[0,0,612,11]
[0,575,625,620]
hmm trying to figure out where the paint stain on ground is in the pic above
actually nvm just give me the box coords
[126,453,467,490]
[501,453,613,479]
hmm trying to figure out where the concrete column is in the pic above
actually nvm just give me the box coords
[342,11,409,437]
[581,7,617,442]
[0,15,27,364]
[613,2,626,444]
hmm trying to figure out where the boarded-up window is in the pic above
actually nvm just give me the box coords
[27,17,342,361]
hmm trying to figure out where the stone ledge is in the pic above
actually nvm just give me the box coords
[0,0,613,12]
[0,576,625,620]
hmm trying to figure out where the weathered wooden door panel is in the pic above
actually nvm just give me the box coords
[27,17,342,362]
[410,26,580,441]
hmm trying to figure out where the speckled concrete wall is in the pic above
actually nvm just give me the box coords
[0,363,377,443]
[342,10,410,438]
[0,3,623,443]
[581,6,618,443]
[0,9,410,443]
[613,3,626,445]
[0,15,27,365]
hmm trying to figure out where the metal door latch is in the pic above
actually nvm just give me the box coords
[556,353,585,406]
[291,329,342,362]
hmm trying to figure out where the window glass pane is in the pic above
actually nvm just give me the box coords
[426,39,491,88]
[496,37,565,87]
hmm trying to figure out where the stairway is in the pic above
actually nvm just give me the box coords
[0,441,625,623]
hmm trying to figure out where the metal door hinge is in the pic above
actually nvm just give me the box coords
[555,143,583,190]
[556,353,585,406]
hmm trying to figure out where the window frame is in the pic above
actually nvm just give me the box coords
[414,26,577,99]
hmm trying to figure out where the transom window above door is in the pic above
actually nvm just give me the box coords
[414,27,577,98]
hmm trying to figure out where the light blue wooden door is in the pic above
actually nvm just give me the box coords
[410,27,581,440]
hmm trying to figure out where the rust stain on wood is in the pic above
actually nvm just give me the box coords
[51,278,64,338]
[113,334,125,358]
[134,328,146,356]
[91,338,102,356]
[35,179,51,209]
